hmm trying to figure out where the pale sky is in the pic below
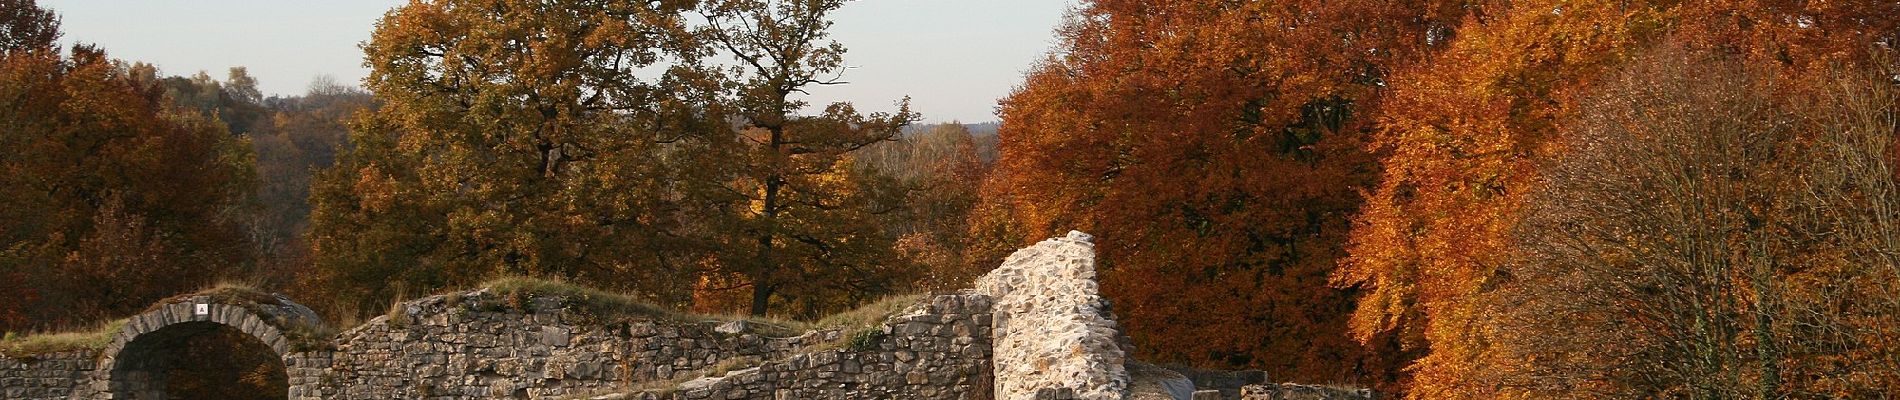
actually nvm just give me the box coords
[39,0,1075,123]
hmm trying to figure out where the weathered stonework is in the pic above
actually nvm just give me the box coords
[613,294,995,400]
[0,351,98,399]
[1165,366,1271,399]
[0,231,1372,400]
[1238,383,1376,400]
[284,290,993,400]
[973,231,1131,400]
[0,291,326,400]
[109,294,321,399]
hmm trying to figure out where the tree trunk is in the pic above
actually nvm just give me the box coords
[749,276,774,316]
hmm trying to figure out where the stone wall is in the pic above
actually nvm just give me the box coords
[973,231,1131,400]
[1237,383,1375,400]
[109,293,320,399]
[0,231,1375,400]
[0,351,100,399]
[1164,366,1270,399]
[288,288,817,398]
[623,293,994,400]
[286,289,994,400]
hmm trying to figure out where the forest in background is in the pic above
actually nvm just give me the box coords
[5,0,1900,398]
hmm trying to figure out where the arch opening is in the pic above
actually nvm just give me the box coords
[109,320,288,400]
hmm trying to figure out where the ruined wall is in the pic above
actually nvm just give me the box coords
[635,293,994,400]
[1236,383,1375,400]
[0,231,1367,400]
[0,351,100,399]
[286,290,993,400]
[287,288,821,398]
[973,231,1131,400]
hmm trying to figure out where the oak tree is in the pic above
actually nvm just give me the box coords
[695,0,920,316]
[308,0,712,316]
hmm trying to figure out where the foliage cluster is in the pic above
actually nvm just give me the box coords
[0,318,124,358]
[983,0,1900,397]
[300,0,962,324]
[12,0,1900,397]
[0,6,257,332]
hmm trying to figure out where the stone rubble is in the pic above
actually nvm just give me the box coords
[1238,383,1376,400]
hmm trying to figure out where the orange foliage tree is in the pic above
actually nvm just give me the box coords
[0,1,257,332]
[1482,40,1900,399]
[1337,1,1900,397]
[977,0,1461,385]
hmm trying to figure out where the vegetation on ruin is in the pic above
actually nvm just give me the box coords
[0,318,125,358]
[5,0,1900,397]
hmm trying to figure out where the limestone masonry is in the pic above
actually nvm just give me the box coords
[974,231,1129,400]
[0,231,1373,400]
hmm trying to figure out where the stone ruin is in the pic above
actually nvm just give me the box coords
[0,231,1374,400]
[975,231,1130,399]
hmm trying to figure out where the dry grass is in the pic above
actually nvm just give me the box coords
[805,293,925,352]
[4,280,314,358]
[384,295,412,329]
[171,281,337,351]
[0,318,126,358]
[481,276,686,321]
[476,276,821,337]
[704,356,761,377]
[84,281,336,353]
[813,293,924,330]
[141,280,282,313]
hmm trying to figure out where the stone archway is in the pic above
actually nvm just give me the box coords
[98,293,323,399]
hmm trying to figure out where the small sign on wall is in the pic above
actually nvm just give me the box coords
[194,304,208,316]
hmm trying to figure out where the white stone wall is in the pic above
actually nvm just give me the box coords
[974,231,1130,400]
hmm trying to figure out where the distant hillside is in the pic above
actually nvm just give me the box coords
[904,121,998,136]
[897,122,1000,164]
[963,121,999,137]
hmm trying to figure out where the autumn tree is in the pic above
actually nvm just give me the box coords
[0,0,56,54]
[0,1,257,331]
[1335,3,1674,396]
[695,0,920,317]
[860,123,989,292]
[1336,2,1900,397]
[160,67,270,137]
[1484,44,1792,399]
[1777,60,1900,395]
[1480,41,1900,399]
[248,77,374,286]
[0,0,61,331]
[978,0,1461,386]
[308,0,714,317]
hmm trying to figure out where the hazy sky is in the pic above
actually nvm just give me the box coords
[39,0,1075,123]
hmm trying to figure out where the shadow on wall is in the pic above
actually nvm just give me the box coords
[111,321,286,399]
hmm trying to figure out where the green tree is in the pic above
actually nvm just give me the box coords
[697,0,919,316]
[307,0,714,317]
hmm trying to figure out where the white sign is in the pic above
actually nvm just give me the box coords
[194,304,209,316]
